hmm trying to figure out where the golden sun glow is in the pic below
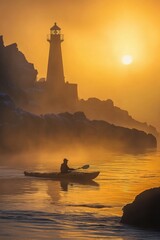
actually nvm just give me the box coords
[121,55,133,65]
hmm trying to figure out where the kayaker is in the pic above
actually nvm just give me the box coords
[60,158,75,173]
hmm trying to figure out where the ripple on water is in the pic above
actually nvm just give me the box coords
[0,210,160,240]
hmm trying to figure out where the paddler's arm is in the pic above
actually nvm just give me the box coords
[68,167,75,171]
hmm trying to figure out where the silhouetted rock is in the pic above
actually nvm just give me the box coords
[121,188,160,230]
[4,42,37,88]
[0,36,37,108]
[79,98,158,137]
[0,93,157,153]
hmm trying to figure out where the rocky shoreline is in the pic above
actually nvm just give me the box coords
[0,93,157,153]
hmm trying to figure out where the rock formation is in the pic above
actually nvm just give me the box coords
[78,98,158,137]
[0,35,37,107]
[121,187,160,229]
[0,93,157,153]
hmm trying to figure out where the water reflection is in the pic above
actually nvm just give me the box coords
[60,180,99,191]
[47,181,61,203]
[0,173,100,210]
[46,179,100,204]
[0,178,38,196]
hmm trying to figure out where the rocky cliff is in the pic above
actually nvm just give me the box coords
[78,98,158,137]
[0,36,37,107]
[0,93,157,153]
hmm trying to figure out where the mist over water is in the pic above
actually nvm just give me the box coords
[0,1,160,239]
[1,148,160,239]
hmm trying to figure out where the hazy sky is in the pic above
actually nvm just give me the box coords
[1,0,160,128]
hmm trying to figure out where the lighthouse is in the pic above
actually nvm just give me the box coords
[46,23,78,111]
[46,22,65,93]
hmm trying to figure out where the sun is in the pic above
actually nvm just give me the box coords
[121,55,133,65]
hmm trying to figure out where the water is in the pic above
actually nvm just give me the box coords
[1,150,160,239]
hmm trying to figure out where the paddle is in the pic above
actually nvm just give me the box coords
[75,164,90,170]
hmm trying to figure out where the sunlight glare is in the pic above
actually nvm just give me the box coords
[121,55,133,65]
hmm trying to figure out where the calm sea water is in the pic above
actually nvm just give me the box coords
[1,149,160,239]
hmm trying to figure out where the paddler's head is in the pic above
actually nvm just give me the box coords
[63,158,68,163]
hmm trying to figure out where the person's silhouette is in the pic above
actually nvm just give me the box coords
[60,158,75,173]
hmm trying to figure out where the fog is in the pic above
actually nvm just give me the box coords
[0,145,113,171]
[0,0,160,129]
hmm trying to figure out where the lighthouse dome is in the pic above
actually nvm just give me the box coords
[50,22,61,31]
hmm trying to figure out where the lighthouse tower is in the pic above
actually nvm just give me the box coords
[46,23,78,111]
[46,23,65,94]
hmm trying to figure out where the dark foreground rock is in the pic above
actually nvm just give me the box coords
[0,93,157,153]
[121,187,160,229]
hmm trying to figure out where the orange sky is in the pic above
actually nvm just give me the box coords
[1,0,160,129]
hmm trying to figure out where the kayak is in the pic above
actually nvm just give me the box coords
[24,171,100,181]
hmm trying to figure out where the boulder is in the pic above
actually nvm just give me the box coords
[121,187,160,229]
